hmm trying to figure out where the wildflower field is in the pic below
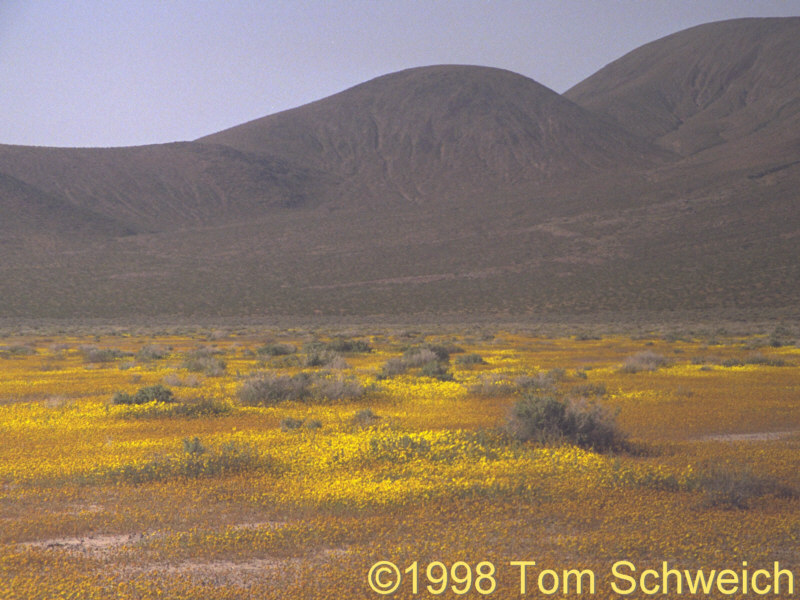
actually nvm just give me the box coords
[1,327,799,599]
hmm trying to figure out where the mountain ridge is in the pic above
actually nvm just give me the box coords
[1,17,798,321]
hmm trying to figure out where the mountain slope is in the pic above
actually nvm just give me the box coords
[1,20,799,321]
[200,65,669,205]
[0,142,332,233]
[565,17,800,157]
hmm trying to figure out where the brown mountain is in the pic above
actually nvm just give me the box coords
[0,18,798,322]
[565,17,800,159]
[199,65,668,206]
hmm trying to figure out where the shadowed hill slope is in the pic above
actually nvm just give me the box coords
[0,142,333,233]
[565,17,800,158]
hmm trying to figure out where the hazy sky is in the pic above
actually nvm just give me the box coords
[2,0,799,148]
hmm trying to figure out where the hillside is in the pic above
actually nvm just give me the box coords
[199,65,669,206]
[0,18,799,322]
[565,17,800,159]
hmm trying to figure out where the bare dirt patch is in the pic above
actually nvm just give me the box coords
[23,532,145,556]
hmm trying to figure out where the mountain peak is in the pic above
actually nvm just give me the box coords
[200,64,666,205]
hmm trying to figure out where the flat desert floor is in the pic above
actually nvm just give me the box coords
[1,328,799,598]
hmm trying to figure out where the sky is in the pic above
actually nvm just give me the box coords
[2,0,799,148]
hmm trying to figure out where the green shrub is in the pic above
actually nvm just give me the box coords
[81,345,129,363]
[111,384,175,405]
[280,417,305,431]
[113,396,231,419]
[351,408,381,427]
[722,353,787,367]
[182,355,226,376]
[257,343,296,356]
[419,360,454,381]
[506,392,623,452]
[456,353,486,366]
[570,382,608,397]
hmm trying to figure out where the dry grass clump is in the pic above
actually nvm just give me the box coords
[182,349,227,376]
[162,373,202,387]
[619,350,669,373]
[80,345,130,363]
[238,371,364,405]
[136,344,171,361]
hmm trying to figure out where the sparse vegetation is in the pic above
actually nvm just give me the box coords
[80,345,129,363]
[455,352,486,366]
[506,391,623,452]
[620,350,669,373]
[694,464,797,509]
[3,329,800,599]
[238,371,364,405]
[111,384,175,405]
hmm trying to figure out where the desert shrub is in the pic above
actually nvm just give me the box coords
[326,338,372,353]
[379,357,408,378]
[419,360,454,381]
[468,374,518,396]
[378,348,440,378]
[257,343,296,356]
[112,384,175,405]
[620,351,669,373]
[455,353,486,366]
[312,373,364,401]
[570,382,607,397]
[403,343,453,362]
[238,371,363,405]
[80,345,129,363]
[694,464,797,509]
[182,355,226,376]
[303,346,341,367]
[468,372,561,397]
[0,344,36,357]
[238,373,312,405]
[352,408,381,427]
[722,353,787,367]
[506,392,622,452]
[402,348,440,367]
[305,418,323,430]
[136,344,170,361]
[114,396,231,419]
[148,437,264,481]
[162,373,202,387]
[280,417,305,431]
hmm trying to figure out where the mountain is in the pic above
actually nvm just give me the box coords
[0,142,331,233]
[199,65,669,205]
[0,18,799,322]
[565,17,800,159]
